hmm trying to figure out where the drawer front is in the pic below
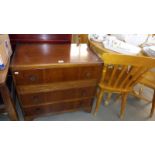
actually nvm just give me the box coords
[23,99,93,117]
[45,66,102,83]
[13,65,102,85]
[20,92,45,106]
[20,87,96,107]
[46,87,96,103]
[13,69,44,85]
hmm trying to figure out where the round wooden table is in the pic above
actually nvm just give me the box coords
[88,39,147,58]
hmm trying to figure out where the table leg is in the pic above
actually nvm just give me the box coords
[0,84,18,121]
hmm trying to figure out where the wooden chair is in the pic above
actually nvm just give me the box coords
[94,53,155,119]
[132,71,155,117]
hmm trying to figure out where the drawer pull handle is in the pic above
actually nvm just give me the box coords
[29,75,37,82]
[86,72,91,78]
[35,108,41,112]
[32,96,39,103]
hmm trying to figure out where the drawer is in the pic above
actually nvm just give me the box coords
[20,87,96,107]
[13,69,44,85]
[12,65,102,85]
[45,66,102,83]
[20,92,45,106]
[46,87,96,103]
[23,99,93,117]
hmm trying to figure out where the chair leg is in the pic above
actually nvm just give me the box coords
[150,90,155,118]
[120,93,128,119]
[105,93,112,106]
[93,88,104,116]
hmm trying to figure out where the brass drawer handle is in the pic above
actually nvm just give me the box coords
[29,75,37,82]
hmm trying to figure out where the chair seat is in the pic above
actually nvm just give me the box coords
[139,71,155,89]
[99,84,131,93]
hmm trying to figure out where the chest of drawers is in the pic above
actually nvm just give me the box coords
[10,43,103,120]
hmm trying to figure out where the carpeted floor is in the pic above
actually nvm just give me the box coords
[0,85,154,121]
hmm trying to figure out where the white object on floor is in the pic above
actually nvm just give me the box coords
[102,36,141,55]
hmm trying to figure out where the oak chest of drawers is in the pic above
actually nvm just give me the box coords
[10,43,103,120]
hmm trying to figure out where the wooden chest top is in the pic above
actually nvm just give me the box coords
[11,44,102,70]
